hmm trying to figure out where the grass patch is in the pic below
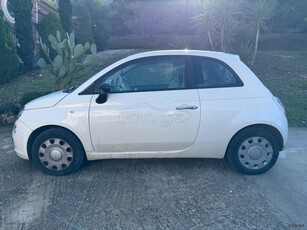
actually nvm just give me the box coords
[0,50,306,127]
[252,51,307,127]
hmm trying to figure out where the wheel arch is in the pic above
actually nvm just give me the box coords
[226,124,284,158]
[27,125,87,160]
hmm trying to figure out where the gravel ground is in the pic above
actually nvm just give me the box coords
[0,126,306,230]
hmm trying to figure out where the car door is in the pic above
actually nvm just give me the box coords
[193,56,246,156]
[89,56,201,153]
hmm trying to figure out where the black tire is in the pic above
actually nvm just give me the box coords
[31,128,85,176]
[226,127,280,175]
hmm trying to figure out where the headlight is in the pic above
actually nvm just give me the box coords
[274,97,285,114]
[17,107,24,120]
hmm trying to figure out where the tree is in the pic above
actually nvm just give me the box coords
[36,13,65,59]
[193,0,215,50]
[194,0,241,52]
[0,11,19,85]
[211,0,241,52]
[58,0,73,33]
[73,0,110,50]
[274,0,307,32]
[245,0,277,65]
[88,0,110,50]
[73,1,95,45]
[75,13,95,45]
[11,0,34,71]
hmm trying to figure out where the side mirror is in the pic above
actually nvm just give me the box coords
[96,83,110,104]
[99,83,111,95]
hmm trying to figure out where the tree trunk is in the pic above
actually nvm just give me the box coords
[221,24,225,52]
[207,27,214,50]
[252,23,260,66]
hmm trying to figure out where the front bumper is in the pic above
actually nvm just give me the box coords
[12,119,32,160]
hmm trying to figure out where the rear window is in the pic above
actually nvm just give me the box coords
[195,57,243,88]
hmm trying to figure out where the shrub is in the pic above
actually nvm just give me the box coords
[237,41,254,66]
[37,31,97,90]
[0,103,19,125]
[192,38,211,51]
[0,11,19,85]
[36,13,65,60]
[19,91,52,106]
[106,35,173,49]
[75,14,95,45]
[258,33,307,51]
[106,35,210,50]
[169,35,191,49]
[0,103,20,115]
[92,20,110,51]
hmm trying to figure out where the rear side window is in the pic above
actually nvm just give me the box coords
[194,57,243,88]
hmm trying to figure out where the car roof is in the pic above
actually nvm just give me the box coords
[76,50,246,94]
[127,50,241,62]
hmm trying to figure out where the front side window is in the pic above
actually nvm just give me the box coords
[103,57,186,93]
[196,58,242,88]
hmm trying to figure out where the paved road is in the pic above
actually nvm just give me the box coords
[0,126,306,230]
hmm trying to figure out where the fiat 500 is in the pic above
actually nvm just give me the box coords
[12,50,288,176]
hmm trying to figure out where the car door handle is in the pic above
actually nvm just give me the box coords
[176,105,198,110]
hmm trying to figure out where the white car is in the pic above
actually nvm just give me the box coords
[12,50,288,176]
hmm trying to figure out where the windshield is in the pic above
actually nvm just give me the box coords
[63,85,79,93]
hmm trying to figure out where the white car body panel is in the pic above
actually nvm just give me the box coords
[89,90,200,153]
[12,50,288,162]
[16,94,94,157]
[13,119,32,160]
[25,91,68,110]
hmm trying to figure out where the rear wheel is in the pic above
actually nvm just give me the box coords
[227,128,280,175]
[31,128,85,176]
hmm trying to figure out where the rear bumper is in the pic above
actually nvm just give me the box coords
[274,115,288,150]
[12,119,32,160]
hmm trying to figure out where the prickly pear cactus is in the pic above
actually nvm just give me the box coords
[37,30,97,90]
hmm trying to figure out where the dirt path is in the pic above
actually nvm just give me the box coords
[0,126,306,229]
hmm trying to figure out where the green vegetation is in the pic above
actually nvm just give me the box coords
[244,0,277,65]
[0,50,306,127]
[88,2,110,51]
[36,13,65,60]
[43,0,58,9]
[0,71,54,116]
[0,51,137,115]
[193,0,277,64]
[72,0,110,50]
[0,11,19,85]
[74,13,95,45]
[58,0,73,33]
[38,31,97,90]
[11,0,34,71]
[169,35,191,49]
[0,0,306,127]
[252,51,307,127]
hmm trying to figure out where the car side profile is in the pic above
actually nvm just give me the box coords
[12,50,288,176]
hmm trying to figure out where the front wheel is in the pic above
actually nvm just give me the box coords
[31,128,85,176]
[227,128,280,175]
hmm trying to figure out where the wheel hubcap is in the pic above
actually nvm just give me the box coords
[238,137,273,170]
[248,146,262,160]
[49,148,63,161]
[38,138,73,171]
